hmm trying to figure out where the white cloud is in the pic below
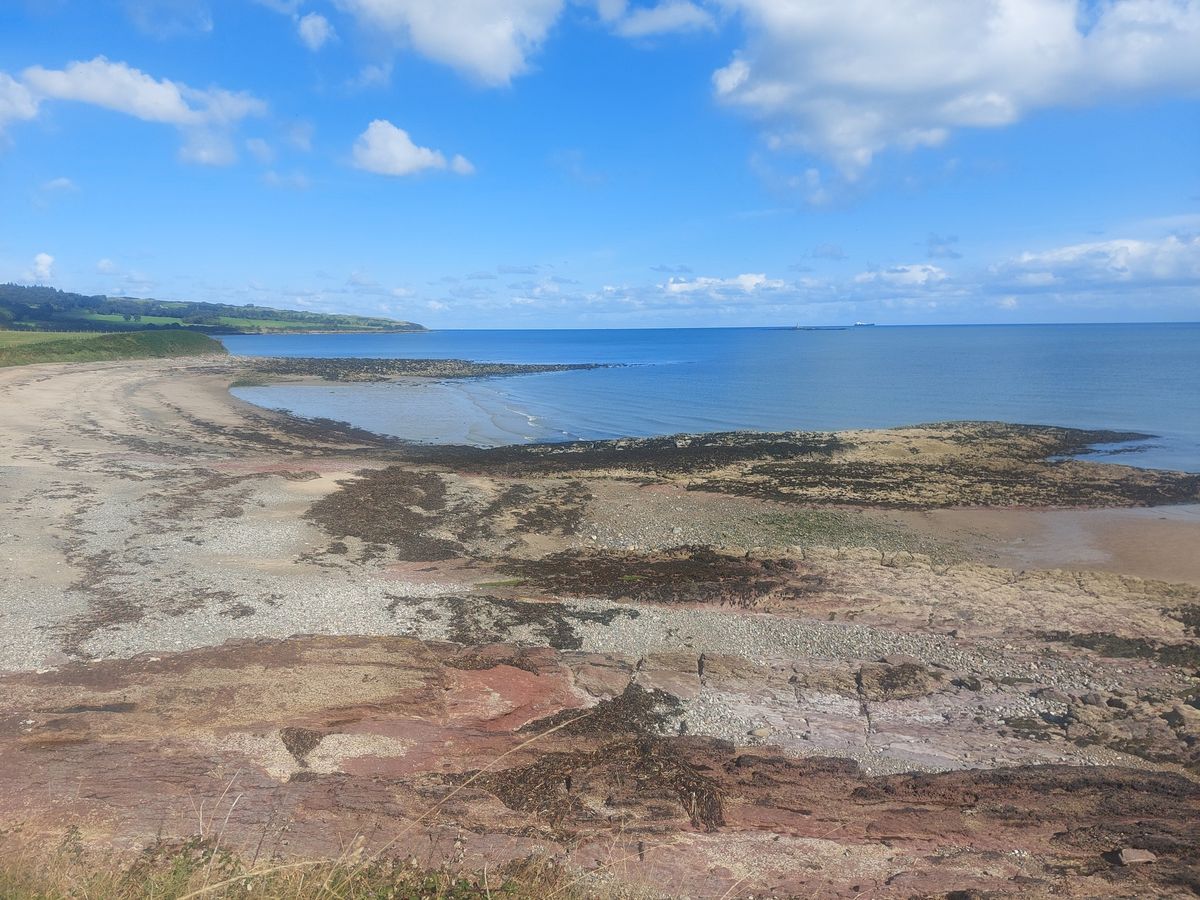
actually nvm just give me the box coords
[41,176,78,192]
[23,57,258,126]
[613,1,715,37]
[854,264,948,287]
[351,119,474,176]
[178,130,237,165]
[123,0,214,38]
[297,12,337,50]
[999,235,1200,287]
[286,121,315,151]
[0,73,39,133]
[252,0,303,12]
[594,0,628,21]
[20,57,265,165]
[97,258,118,274]
[713,0,1200,173]
[349,62,393,89]
[31,252,54,283]
[263,169,312,189]
[334,0,564,85]
[246,137,275,163]
[663,272,785,294]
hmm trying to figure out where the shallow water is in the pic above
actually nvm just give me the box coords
[225,323,1200,471]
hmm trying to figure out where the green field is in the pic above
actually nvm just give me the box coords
[80,312,410,333]
[81,312,188,325]
[0,331,99,347]
[1,284,427,335]
[0,330,226,367]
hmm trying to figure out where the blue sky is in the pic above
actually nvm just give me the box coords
[2,0,1199,328]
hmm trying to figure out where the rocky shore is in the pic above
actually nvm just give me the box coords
[240,355,608,382]
[0,355,1198,897]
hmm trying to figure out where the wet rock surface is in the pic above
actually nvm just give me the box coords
[243,356,606,382]
[2,358,1200,897]
[427,421,1200,508]
[498,546,819,607]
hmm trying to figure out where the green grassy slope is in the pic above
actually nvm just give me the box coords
[0,330,226,367]
[0,331,98,347]
[1,283,426,334]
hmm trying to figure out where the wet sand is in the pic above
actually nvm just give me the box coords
[892,505,1200,586]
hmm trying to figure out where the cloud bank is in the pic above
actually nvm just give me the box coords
[712,0,1200,173]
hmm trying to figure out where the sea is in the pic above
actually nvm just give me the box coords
[224,323,1200,472]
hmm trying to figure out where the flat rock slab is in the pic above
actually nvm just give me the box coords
[1,634,1198,898]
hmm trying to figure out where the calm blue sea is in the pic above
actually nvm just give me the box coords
[224,324,1200,471]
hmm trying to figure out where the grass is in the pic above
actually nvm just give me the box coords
[81,312,189,325]
[0,330,226,367]
[0,834,575,899]
[0,711,611,899]
[0,331,99,347]
[213,316,413,332]
[78,313,386,332]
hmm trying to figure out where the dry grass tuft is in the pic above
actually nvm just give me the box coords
[0,829,577,899]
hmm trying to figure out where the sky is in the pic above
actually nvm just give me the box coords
[1,0,1199,328]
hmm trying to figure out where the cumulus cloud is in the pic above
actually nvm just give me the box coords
[92,257,157,293]
[611,1,716,37]
[41,176,77,192]
[286,121,315,151]
[245,137,275,163]
[713,0,1200,173]
[123,0,213,38]
[854,264,948,287]
[19,57,264,164]
[351,119,474,176]
[335,0,564,85]
[297,12,336,50]
[30,252,54,283]
[23,57,262,126]
[662,272,785,294]
[349,62,393,89]
[263,169,312,189]
[0,73,39,133]
[996,235,1200,288]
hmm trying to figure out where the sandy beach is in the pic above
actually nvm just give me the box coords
[1,356,1198,897]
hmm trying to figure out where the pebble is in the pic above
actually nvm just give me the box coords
[1117,848,1157,865]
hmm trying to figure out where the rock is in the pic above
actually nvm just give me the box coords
[1117,848,1157,865]
[748,726,774,739]
[1080,693,1104,707]
[857,662,934,701]
[1036,688,1071,704]
[1162,707,1187,728]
